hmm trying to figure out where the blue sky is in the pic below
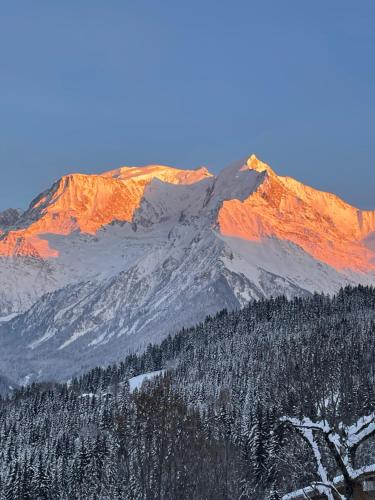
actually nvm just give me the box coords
[0,1,374,210]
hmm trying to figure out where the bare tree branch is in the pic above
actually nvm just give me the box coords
[281,417,344,500]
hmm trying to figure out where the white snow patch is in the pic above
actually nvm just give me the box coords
[0,313,19,323]
[128,370,165,393]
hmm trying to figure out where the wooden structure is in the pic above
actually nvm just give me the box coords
[283,465,375,499]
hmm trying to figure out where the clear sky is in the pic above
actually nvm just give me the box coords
[0,1,374,210]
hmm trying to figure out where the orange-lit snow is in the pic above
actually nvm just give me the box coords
[218,156,375,271]
[1,156,374,273]
[0,166,212,258]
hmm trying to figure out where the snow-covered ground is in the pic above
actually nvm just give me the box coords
[128,370,166,393]
[0,313,19,322]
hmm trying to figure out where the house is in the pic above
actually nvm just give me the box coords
[283,464,375,499]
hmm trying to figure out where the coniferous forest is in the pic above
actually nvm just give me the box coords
[1,286,375,499]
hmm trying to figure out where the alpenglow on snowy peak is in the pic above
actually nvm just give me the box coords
[0,154,375,383]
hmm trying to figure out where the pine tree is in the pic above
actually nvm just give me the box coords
[267,484,281,500]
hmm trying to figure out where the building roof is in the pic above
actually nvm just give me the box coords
[283,463,375,499]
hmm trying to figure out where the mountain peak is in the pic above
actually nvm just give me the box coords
[1,155,375,274]
[0,162,214,258]
[244,154,275,175]
[217,155,375,271]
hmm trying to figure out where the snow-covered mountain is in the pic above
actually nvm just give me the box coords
[1,155,374,383]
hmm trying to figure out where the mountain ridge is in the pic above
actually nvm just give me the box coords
[0,154,374,383]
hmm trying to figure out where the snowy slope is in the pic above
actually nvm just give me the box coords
[128,370,166,393]
[0,155,374,383]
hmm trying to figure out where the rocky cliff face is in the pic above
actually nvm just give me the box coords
[0,208,22,232]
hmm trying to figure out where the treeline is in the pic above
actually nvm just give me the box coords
[0,378,245,499]
[1,285,375,498]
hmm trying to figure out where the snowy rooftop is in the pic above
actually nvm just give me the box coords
[283,463,375,499]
